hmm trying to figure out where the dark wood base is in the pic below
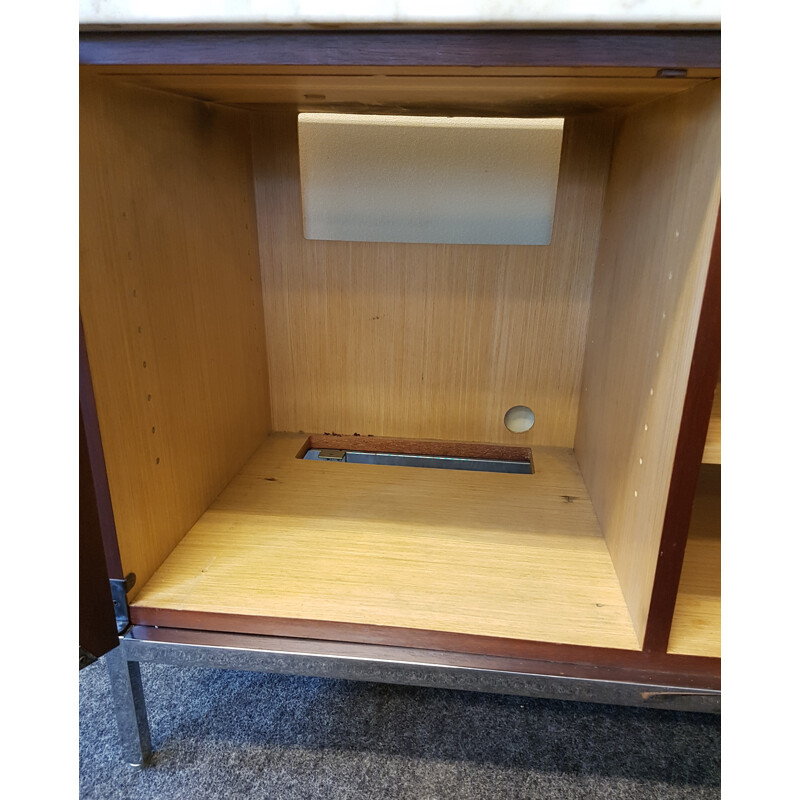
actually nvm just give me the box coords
[129,607,720,690]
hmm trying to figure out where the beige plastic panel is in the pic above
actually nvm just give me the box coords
[298,113,564,245]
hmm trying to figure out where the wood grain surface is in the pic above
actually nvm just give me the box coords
[78,29,721,69]
[131,433,640,650]
[80,74,271,599]
[253,109,614,447]
[641,207,721,653]
[574,79,721,645]
[92,72,711,115]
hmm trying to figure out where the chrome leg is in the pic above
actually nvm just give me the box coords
[105,645,152,767]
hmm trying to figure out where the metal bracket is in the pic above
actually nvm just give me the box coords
[317,448,347,461]
[110,573,136,634]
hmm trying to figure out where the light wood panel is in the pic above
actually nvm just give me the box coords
[100,72,711,113]
[702,381,721,464]
[253,110,614,447]
[80,73,271,599]
[668,465,720,657]
[574,80,721,644]
[131,433,640,650]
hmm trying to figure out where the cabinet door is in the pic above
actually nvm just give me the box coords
[79,321,120,665]
[79,412,119,663]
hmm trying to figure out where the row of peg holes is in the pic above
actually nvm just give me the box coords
[134,289,159,466]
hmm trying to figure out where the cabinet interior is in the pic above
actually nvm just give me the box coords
[80,66,720,654]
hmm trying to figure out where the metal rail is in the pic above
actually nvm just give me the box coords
[106,627,720,766]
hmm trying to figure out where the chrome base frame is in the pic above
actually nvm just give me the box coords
[107,626,720,766]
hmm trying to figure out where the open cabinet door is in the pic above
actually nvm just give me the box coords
[79,320,121,667]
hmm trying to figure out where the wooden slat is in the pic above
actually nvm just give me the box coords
[301,434,532,465]
[253,109,614,447]
[100,73,711,112]
[78,29,721,69]
[574,79,721,645]
[668,465,721,657]
[86,65,722,78]
[131,433,640,651]
[128,624,720,686]
[80,74,272,599]
[702,381,721,464]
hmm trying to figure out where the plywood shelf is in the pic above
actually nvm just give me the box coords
[702,381,721,464]
[667,464,721,657]
[130,433,640,651]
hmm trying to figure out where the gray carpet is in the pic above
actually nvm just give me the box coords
[79,654,721,799]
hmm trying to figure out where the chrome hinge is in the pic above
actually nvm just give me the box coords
[109,573,136,634]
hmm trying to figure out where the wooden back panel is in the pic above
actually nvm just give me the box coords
[80,74,271,598]
[253,110,614,447]
[574,80,721,644]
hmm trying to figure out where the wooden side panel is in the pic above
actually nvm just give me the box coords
[253,110,614,447]
[574,80,720,644]
[643,211,720,653]
[80,74,271,599]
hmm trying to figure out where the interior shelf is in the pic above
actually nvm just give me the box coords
[130,433,640,651]
[702,381,721,464]
[667,464,721,657]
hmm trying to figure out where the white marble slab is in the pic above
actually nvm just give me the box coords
[79,1,721,28]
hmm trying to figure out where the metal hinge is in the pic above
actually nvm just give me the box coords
[79,645,98,670]
[110,573,136,634]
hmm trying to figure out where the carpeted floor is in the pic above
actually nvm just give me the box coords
[79,655,721,799]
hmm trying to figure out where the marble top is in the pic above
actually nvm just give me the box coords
[79,1,721,28]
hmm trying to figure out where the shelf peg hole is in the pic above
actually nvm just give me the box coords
[504,405,535,433]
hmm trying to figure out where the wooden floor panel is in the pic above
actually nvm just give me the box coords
[132,433,640,650]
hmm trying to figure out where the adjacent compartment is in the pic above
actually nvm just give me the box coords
[80,67,720,656]
[668,464,721,657]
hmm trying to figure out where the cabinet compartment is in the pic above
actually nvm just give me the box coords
[131,433,639,650]
[668,463,721,657]
[80,68,720,656]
